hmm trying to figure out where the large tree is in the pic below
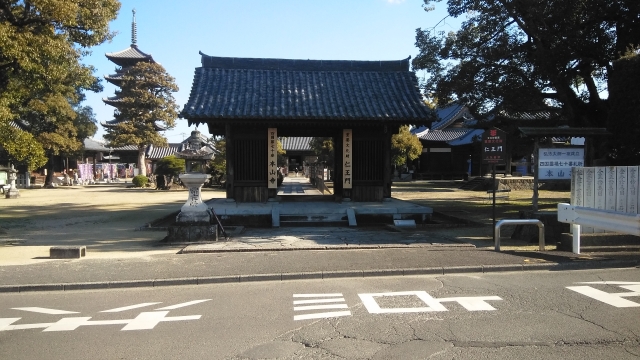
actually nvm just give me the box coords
[391,125,423,168]
[413,0,640,158]
[0,0,120,170]
[103,62,179,177]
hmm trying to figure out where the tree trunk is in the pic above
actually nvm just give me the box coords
[137,146,146,177]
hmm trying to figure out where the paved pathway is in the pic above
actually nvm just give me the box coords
[277,175,322,195]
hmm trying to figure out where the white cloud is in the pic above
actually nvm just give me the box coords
[387,0,406,4]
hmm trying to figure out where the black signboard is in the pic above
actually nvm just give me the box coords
[482,128,507,165]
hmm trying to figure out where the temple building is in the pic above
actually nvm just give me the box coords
[181,53,433,202]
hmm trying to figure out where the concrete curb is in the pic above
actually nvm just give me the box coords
[179,243,476,253]
[0,259,637,293]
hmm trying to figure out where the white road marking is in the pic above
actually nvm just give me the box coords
[294,311,352,321]
[101,303,161,313]
[0,318,23,331]
[155,299,211,310]
[293,298,345,305]
[359,291,448,314]
[579,281,640,285]
[294,304,349,311]
[437,296,503,311]
[12,307,78,315]
[121,311,201,331]
[293,294,351,321]
[567,286,640,308]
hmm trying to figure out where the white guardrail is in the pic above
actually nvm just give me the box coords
[557,203,640,254]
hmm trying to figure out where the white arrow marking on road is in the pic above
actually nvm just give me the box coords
[101,303,161,313]
[12,307,78,315]
[155,299,211,310]
[0,318,22,331]
[121,311,201,331]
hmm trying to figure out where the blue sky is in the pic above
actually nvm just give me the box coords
[83,0,461,143]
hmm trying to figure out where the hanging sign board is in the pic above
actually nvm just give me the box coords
[343,129,352,189]
[268,128,278,189]
[482,128,507,165]
[538,147,584,180]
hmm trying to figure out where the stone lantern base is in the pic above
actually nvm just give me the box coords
[166,221,218,242]
[5,186,20,199]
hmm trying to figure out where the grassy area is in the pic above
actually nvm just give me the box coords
[391,180,570,226]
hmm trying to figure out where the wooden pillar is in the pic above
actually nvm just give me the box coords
[532,137,539,211]
[225,123,234,200]
[383,126,392,198]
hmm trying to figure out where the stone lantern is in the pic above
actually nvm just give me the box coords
[166,130,218,242]
[4,165,19,199]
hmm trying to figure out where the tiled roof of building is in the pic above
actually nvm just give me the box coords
[105,45,154,67]
[417,128,472,142]
[146,143,181,160]
[181,53,432,123]
[281,137,312,151]
[83,138,139,152]
[447,129,484,146]
[431,104,477,130]
[497,109,562,120]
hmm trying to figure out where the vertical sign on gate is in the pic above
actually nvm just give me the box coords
[343,129,352,189]
[268,128,277,189]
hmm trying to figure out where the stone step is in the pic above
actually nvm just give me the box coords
[279,213,348,227]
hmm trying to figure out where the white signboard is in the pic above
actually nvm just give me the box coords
[538,147,584,180]
[268,128,278,189]
[343,129,352,189]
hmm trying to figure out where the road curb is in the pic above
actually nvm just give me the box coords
[0,260,637,293]
[179,243,476,253]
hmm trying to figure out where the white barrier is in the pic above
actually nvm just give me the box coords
[557,203,640,254]
[494,219,545,252]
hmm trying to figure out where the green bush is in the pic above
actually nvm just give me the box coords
[132,175,149,187]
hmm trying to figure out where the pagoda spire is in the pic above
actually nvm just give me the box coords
[131,9,137,46]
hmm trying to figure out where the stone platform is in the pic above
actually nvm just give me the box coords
[205,198,433,228]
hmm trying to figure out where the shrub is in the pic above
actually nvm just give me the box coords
[132,175,149,188]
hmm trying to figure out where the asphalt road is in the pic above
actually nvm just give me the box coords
[1,268,639,359]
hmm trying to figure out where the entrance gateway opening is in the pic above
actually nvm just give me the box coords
[181,53,432,203]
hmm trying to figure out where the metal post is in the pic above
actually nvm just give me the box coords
[492,164,496,240]
[572,223,581,254]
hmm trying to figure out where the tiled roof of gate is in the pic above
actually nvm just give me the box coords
[281,137,312,151]
[181,53,432,122]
